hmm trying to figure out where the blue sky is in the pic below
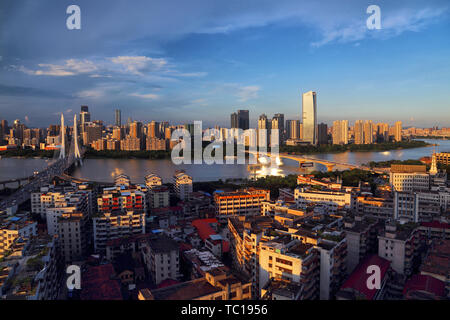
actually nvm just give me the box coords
[0,0,449,128]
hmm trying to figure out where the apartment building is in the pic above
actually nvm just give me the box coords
[142,234,179,285]
[145,173,163,188]
[294,187,353,213]
[378,221,425,276]
[140,267,251,300]
[344,215,382,274]
[148,186,170,209]
[173,171,193,201]
[214,188,270,218]
[390,164,430,192]
[227,216,276,297]
[354,195,394,220]
[93,210,146,253]
[435,152,450,165]
[97,186,147,213]
[57,212,88,263]
[45,191,90,236]
[0,214,37,258]
[259,238,320,300]
[31,184,77,219]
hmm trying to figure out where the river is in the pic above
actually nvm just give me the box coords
[1,139,449,184]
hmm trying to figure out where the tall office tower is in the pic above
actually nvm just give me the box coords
[394,121,402,142]
[257,114,269,147]
[332,120,349,145]
[363,120,374,144]
[238,110,250,130]
[231,112,238,129]
[273,113,285,140]
[258,114,269,130]
[115,109,121,127]
[129,121,143,139]
[302,91,317,145]
[299,123,303,140]
[354,120,364,144]
[286,120,300,139]
[80,106,91,126]
[318,123,328,145]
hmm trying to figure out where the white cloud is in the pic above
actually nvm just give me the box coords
[109,56,168,75]
[237,85,260,102]
[129,92,160,100]
[17,59,98,76]
[74,89,104,99]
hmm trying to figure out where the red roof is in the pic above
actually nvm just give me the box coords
[81,264,122,300]
[403,274,446,298]
[192,218,218,242]
[341,255,391,300]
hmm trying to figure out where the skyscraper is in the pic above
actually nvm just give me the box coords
[115,109,121,127]
[80,105,91,127]
[332,120,349,145]
[286,120,300,139]
[273,113,285,142]
[302,91,317,145]
[354,120,364,145]
[394,121,402,142]
[318,123,328,145]
[231,112,238,129]
[238,110,249,130]
[364,120,374,144]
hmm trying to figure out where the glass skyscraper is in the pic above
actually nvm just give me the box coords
[302,91,317,145]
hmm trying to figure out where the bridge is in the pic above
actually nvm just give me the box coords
[247,151,390,174]
[0,114,83,212]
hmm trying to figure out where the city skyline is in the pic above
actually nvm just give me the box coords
[0,0,449,127]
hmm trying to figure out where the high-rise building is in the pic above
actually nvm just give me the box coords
[129,121,142,139]
[354,120,364,144]
[394,121,402,142]
[318,123,328,145]
[115,109,121,127]
[258,114,269,147]
[147,121,159,139]
[363,120,374,144]
[332,120,349,145]
[238,110,249,130]
[80,106,91,126]
[231,112,238,129]
[286,120,300,139]
[302,91,317,145]
[375,123,389,142]
[273,113,285,141]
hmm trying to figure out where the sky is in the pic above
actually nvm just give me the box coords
[0,0,449,128]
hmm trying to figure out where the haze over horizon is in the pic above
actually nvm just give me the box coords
[0,0,449,128]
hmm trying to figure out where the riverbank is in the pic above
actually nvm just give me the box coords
[0,140,430,159]
[280,140,430,155]
[0,149,54,158]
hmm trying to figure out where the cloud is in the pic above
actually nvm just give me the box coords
[237,85,260,102]
[74,89,104,99]
[129,92,160,100]
[17,59,98,76]
[311,6,449,47]
[109,56,168,75]
[0,84,71,98]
